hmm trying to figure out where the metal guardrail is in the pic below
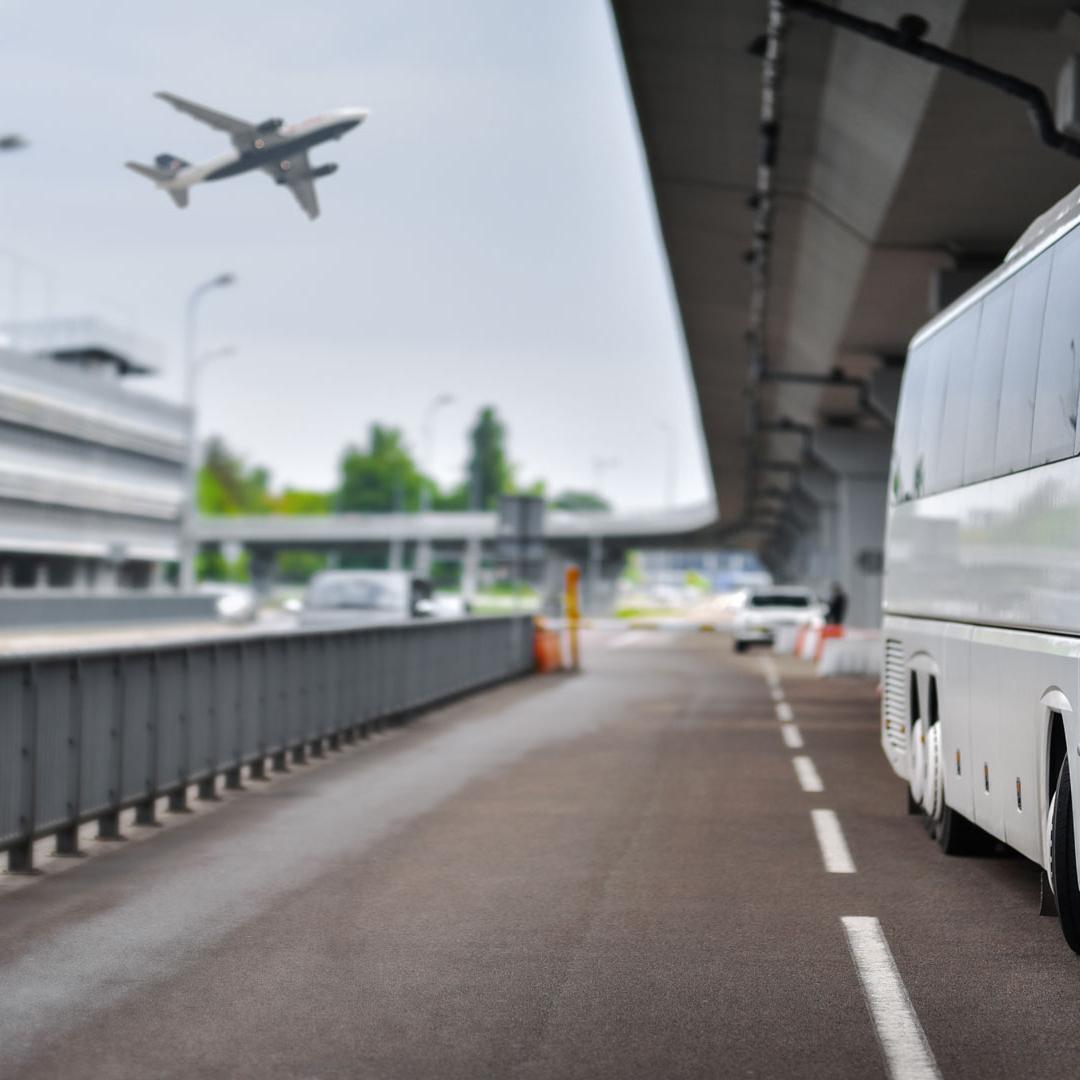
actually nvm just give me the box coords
[0,615,534,872]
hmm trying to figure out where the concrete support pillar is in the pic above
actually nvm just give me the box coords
[461,538,481,601]
[151,560,168,592]
[33,560,49,591]
[96,561,119,593]
[73,559,91,592]
[586,536,603,615]
[388,539,404,572]
[808,430,891,629]
[0,560,11,591]
[249,549,275,597]
[415,539,433,578]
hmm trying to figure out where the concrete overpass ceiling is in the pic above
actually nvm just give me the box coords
[613,1,835,525]
[876,1,1080,252]
[616,0,1080,555]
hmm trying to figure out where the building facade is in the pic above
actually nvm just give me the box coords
[0,321,189,591]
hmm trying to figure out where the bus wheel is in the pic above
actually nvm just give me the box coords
[909,718,926,806]
[924,722,995,854]
[924,722,943,820]
[936,803,994,856]
[1051,759,1080,953]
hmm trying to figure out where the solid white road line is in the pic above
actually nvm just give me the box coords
[776,701,794,723]
[793,755,824,792]
[770,687,785,702]
[842,916,942,1080]
[811,809,855,872]
[780,724,804,750]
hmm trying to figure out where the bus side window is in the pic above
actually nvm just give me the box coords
[994,255,1052,477]
[963,285,1011,486]
[1033,228,1080,463]
[916,333,948,496]
[892,344,927,503]
[935,306,979,493]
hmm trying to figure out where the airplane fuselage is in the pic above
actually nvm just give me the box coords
[167,107,366,190]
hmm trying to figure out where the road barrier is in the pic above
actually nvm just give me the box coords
[0,593,219,630]
[0,616,534,872]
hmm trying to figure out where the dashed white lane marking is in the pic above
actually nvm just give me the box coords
[770,687,785,702]
[811,809,856,873]
[842,916,941,1080]
[776,701,794,723]
[760,657,780,689]
[780,724,804,750]
[610,632,648,649]
[793,755,824,792]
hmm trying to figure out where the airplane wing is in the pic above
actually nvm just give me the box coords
[262,151,320,220]
[155,92,257,149]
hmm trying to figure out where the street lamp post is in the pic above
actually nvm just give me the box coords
[416,392,455,577]
[179,273,236,592]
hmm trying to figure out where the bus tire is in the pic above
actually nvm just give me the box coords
[936,804,995,856]
[734,641,748,654]
[1051,759,1080,954]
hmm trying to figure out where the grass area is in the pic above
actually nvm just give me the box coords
[614,606,683,620]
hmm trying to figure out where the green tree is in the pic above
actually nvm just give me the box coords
[198,437,273,515]
[467,406,513,510]
[431,482,470,511]
[335,424,424,513]
[550,489,610,511]
[273,488,332,515]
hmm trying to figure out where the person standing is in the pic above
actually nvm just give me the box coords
[826,582,848,626]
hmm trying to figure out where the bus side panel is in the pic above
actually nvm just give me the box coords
[998,637,1051,863]
[970,628,1006,843]
[941,622,975,824]
[969,625,1080,863]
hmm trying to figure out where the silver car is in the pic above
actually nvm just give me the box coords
[298,570,434,627]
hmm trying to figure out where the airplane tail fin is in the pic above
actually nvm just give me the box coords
[124,155,190,208]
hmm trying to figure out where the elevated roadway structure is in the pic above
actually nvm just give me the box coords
[613,0,1080,625]
[195,500,719,601]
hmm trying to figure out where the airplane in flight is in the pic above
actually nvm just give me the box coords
[126,93,368,220]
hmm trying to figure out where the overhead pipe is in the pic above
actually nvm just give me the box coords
[785,0,1080,159]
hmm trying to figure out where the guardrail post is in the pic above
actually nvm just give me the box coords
[224,645,244,791]
[135,653,161,827]
[9,663,39,873]
[98,658,126,841]
[169,647,193,813]
[250,640,269,780]
[198,647,219,802]
[55,658,84,857]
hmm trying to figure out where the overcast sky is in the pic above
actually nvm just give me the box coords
[0,0,710,511]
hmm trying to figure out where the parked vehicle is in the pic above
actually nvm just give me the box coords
[883,181,1080,952]
[731,586,821,652]
[298,570,434,626]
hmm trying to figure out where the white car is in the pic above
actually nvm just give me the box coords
[732,587,822,652]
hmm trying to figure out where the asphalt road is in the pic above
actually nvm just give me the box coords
[0,629,1076,1079]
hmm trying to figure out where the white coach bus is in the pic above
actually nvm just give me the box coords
[883,184,1080,952]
